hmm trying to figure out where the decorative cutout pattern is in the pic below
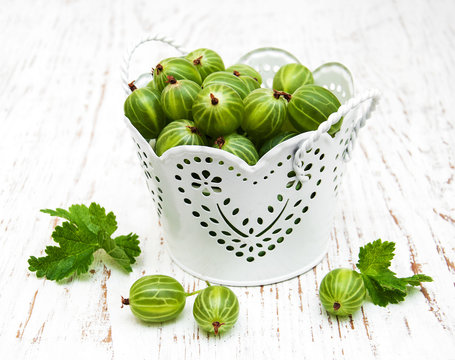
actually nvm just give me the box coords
[130,96,365,263]
[130,109,359,262]
[134,139,163,218]
[168,141,338,262]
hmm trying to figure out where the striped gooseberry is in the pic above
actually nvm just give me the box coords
[155,119,207,156]
[146,80,157,91]
[238,75,260,93]
[192,84,244,137]
[242,88,289,141]
[259,131,298,157]
[160,76,201,121]
[122,275,201,323]
[213,133,259,165]
[124,87,167,140]
[280,112,300,132]
[153,57,202,92]
[273,63,313,94]
[226,63,263,85]
[185,48,225,81]
[202,71,249,99]
[319,268,366,316]
[288,84,342,135]
[193,285,239,335]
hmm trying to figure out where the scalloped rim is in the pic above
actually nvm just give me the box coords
[124,115,332,175]
[124,56,355,173]
[312,61,355,98]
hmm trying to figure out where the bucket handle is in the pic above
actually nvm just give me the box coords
[121,35,185,96]
[293,88,381,183]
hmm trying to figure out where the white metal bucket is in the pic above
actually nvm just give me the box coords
[121,36,380,286]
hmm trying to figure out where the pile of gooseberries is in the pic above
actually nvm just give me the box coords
[124,48,342,164]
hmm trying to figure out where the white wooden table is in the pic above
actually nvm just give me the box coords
[1,0,454,358]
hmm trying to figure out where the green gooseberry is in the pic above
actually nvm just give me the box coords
[273,63,313,94]
[185,48,225,81]
[213,133,259,165]
[193,285,240,335]
[319,268,366,316]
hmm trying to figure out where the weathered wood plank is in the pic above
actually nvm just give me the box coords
[0,0,454,359]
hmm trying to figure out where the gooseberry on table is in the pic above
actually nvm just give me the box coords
[193,285,240,335]
[122,275,191,323]
[318,268,366,317]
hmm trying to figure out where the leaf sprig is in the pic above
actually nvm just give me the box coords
[356,239,433,307]
[28,203,141,281]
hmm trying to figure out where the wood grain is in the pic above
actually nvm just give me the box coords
[0,0,454,359]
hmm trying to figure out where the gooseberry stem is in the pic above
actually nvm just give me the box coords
[185,280,212,297]
[186,126,201,135]
[128,81,137,92]
[156,64,164,75]
[273,89,292,102]
[214,137,225,149]
[193,55,203,65]
[185,289,203,297]
[233,70,240,77]
[282,92,292,102]
[212,321,225,335]
[121,296,130,308]
[166,75,177,84]
[210,93,219,105]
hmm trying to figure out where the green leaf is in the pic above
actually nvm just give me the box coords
[401,274,433,286]
[98,231,133,272]
[87,203,118,237]
[28,222,99,281]
[368,272,408,292]
[40,207,72,220]
[356,239,433,307]
[361,274,407,307]
[42,204,92,233]
[41,203,118,237]
[29,203,141,281]
[356,239,395,276]
[28,247,95,281]
[52,221,100,247]
[114,233,141,264]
